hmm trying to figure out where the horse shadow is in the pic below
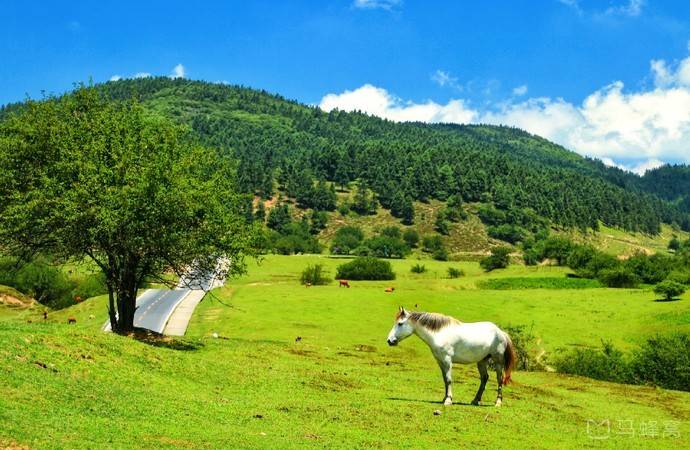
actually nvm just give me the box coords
[387,397,493,407]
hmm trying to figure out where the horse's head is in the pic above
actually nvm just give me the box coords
[387,306,415,346]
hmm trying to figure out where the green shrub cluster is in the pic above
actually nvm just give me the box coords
[480,246,511,271]
[447,267,464,279]
[300,264,330,285]
[410,264,426,274]
[335,257,395,280]
[554,333,690,392]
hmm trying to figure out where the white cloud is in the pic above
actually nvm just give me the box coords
[431,70,459,89]
[353,0,401,11]
[604,0,644,17]
[559,0,645,18]
[109,75,122,82]
[171,63,185,79]
[320,84,477,124]
[134,72,152,79]
[319,56,690,171]
[512,85,528,96]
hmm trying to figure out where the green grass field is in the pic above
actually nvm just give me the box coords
[1,255,690,449]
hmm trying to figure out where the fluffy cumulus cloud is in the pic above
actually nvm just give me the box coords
[319,55,690,174]
[171,63,185,79]
[320,84,478,124]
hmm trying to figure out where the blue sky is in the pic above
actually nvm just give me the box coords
[3,0,690,171]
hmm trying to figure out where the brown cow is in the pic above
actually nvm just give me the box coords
[385,287,395,293]
[74,296,82,303]
[339,280,351,288]
[67,317,77,324]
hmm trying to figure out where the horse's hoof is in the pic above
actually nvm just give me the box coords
[443,398,453,406]
[495,399,502,407]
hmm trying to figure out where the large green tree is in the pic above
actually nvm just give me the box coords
[0,87,258,332]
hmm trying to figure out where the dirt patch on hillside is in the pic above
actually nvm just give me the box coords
[0,287,34,308]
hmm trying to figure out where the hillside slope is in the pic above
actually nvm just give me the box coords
[84,77,686,234]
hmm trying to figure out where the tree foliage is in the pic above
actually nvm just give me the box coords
[0,86,258,332]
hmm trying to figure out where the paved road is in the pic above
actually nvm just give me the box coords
[133,289,191,332]
[105,261,226,334]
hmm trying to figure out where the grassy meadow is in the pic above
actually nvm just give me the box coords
[1,255,690,449]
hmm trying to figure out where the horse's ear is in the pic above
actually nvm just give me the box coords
[399,306,408,317]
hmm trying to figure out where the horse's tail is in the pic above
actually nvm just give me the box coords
[502,332,517,385]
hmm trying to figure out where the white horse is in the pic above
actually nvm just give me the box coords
[386,307,516,407]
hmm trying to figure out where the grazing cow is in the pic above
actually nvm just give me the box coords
[305,282,312,288]
[74,296,82,303]
[385,287,395,293]
[43,311,48,320]
[339,280,351,288]
[67,317,77,324]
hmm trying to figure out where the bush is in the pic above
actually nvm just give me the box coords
[597,267,639,288]
[480,246,511,272]
[381,226,402,239]
[667,269,690,285]
[624,252,673,284]
[503,325,547,371]
[522,248,541,266]
[365,235,410,259]
[13,259,74,308]
[447,267,464,279]
[335,257,396,280]
[555,341,632,384]
[555,334,690,392]
[539,237,574,265]
[432,247,449,261]
[330,226,364,255]
[487,224,526,244]
[300,264,330,286]
[654,280,685,301]
[410,263,426,274]
[422,235,444,253]
[576,252,619,279]
[402,229,419,248]
[630,334,690,391]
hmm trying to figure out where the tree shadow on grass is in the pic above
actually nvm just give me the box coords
[122,328,205,351]
[387,397,493,407]
[654,298,682,302]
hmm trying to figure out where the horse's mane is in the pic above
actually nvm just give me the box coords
[409,312,460,331]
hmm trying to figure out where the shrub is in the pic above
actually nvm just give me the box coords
[669,236,681,251]
[352,245,373,256]
[630,333,690,391]
[402,229,419,248]
[540,237,574,265]
[410,263,426,274]
[555,341,632,384]
[480,246,511,272]
[432,247,449,261]
[478,277,601,290]
[576,252,619,279]
[422,235,444,252]
[565,245,597,270]
[447,267,464,278]
[667,269,690,285]
[654,280,685,301]
[300,264,330,286]
[555,334,690,391]
[381,226,402,239]
[597,267,639,288]
[330,226,365,255]
[335,257,395,280]
[624,252,673,284]
[522,248,541,266]
[13,259,74,308]
[487,224,526,244]
[365,235,410,259]
[503,325,547,371]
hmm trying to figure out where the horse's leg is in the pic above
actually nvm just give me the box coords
[472,360,489,406]
[437,357,453,406]
[494,358,504,407]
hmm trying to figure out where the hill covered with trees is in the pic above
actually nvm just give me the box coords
[2,77,689,243]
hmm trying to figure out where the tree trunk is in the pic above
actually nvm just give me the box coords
[114,259,139,333]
